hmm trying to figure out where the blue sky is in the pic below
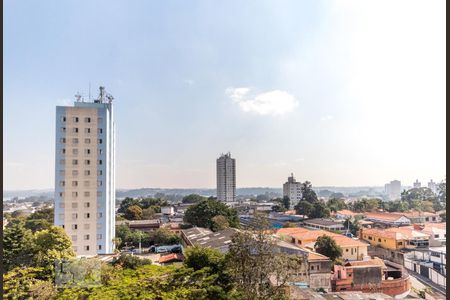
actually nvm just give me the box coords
[4,0,446,190]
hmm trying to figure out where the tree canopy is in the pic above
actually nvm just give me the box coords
[314,235,343,262]
[184,199,239,231]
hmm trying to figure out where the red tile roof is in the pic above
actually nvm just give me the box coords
[364,212,407,221]
[159,253,184,264]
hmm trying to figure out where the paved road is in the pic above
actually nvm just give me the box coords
[407,270,446,296]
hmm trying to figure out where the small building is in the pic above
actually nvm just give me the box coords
[115,219,161,232]
[302,218,346,232]
[181,227,237,253]
[402,211,442,224]
[360,227,430,250]
[334,210,364,220]
[332,258,411,298]
[408,223,446,247]
[363,212,411,227]
[161,206,175,216]
[159,253,184,265]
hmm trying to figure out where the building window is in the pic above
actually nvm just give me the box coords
[98,128,103,134]
[346,248,349,252]
[72,181,78,187]
[397,242,403,246]
[311,266,314,270]
[84,234,90,240]
[84,181,90,187]
[85,149,91,155]
[368,236,372,240]
[71,235,77,241]
[98,117,103,123]
[84,224,90,230]
[59,192,64,197]
[59,170,65,176]
[62,148,66,154]
[378,238,381,242]
[97,181,102,187]
[85,117,91,123]
[62,116,66,122]
[98,160,102,165]
[98,212,103,218]
[84,246,90,251]
[72,170,79,176]
[73,117,79,123]
[434,234,439,238]
[59,213,64,220]
[72,159,78,165]
[84,170,90,176]
[98,245,102,250]
[98,139,103,144]
[72,138,79,144]
[84,202,90,208]
[72,224,78,230]
[61,138,66,143]
[85,159,90,165]
[72,192,78,197]
[97,234,102,240]
[84,192,90,197]
[72,149,78,155]
[98,149,103,155]
[97,224,102,229]
[61,127,66,133]
[84,213,90,219]
[97,191,102,197]
[60,159,65,165]
[73,128,79,133]
[72,203,78,209]
[72,213,78,220]
[60,181,65,187]
[98,170,103,176]
[85,128,91,134]
[85,138,91,144]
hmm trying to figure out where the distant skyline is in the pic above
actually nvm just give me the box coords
[4,0,446,190]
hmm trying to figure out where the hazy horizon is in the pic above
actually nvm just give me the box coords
[4,0,446,190]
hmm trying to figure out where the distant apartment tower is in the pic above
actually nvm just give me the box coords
[428,180,437,194]
[385,180,401,200]
[413,179,421,189]
[54,87,115,256]
[216,152,236,202]
[283,173,302,209]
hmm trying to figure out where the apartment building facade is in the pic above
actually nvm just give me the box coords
[54,87,115,256]
[283,173,302,209]
[216,152,236,202]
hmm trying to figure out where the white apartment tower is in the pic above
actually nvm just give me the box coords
[413,179,421,189]
[54,87,115,256]
[385,180,401,200]
[428,180,437,194]
[216,152,236,202]
[283,173,302,209]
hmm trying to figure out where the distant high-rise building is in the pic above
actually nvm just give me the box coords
[428,180,437,194]
[413,179,421,189]
[385,180,401,200]
[54,87,116,256]
[283,173,302,209]
[216,152,236,202]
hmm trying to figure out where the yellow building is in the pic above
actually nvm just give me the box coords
[359,227,430,250]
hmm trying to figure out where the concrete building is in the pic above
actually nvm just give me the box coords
[413,179,421,188]
[384,180,401,200]
[216,152,236,202]
[54,87,115,256]
[428,179,437,194]
[283,173,302,208]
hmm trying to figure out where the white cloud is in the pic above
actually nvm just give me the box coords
[226,87,298,116]
[320,115,333,121]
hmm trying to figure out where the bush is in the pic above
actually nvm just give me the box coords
[112,254,152,270]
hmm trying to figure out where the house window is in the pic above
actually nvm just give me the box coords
[73,117,79,122]
[85,149,91,155]
[311,266,314,270]
[84,246,90,251]
[378,238,381,242]
[84,213,90,219]
[85,117,91,123]
[98,139,103,144]
[84,202,90,208]
[73,128,79,133]
[85,128,91,134]
[85,160,90,165]
[72,224,78,230]
[368,236,372,240]
[98,245,102,250]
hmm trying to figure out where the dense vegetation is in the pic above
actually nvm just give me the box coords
[118,197,169,220]
[293,181,330,219]
[184,199,240,231]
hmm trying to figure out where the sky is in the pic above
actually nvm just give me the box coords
[4,0,446,190]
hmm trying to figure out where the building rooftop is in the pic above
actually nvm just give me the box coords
[345,257,387,269]
[159,253,184,264]
[403,211,440,217]
[304,218,344,227]
[364,212,408,222]
[335,210,363,217]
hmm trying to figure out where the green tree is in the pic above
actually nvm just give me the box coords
[184,245,226,273]
[327,198,347,212]
[142,207,156,219]
[294,201,313,216]
[184,199,239,231]
[33,226,76,278]
[112,254,152,270]
[3,219,35,271]
[118,197,140,213]
[310,201,331,218]
[212,215,230,231]
[25,219,52,233]
[27,207,54,223]
[149,228,181,245]
[314,235,343,262]
[182,194,208,204]
[437,179,446,203]
[401,187,436,202]
[3,267,56,300]
[282,222,297,228]
[124,205,143,220]
[282,196,290,210]
[300,181,318,203]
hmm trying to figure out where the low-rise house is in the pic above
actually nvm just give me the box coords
[334,210,364,220]
[277,228,369,261]
[303,219,346,232]
[159,253,184,265]
[402,211,442,223]
[363,212,411,227]
[360,227,430,250]
[407,223,446,247]
[115,219,161,232]
[161,206,175,216]
[332,258,411,298]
